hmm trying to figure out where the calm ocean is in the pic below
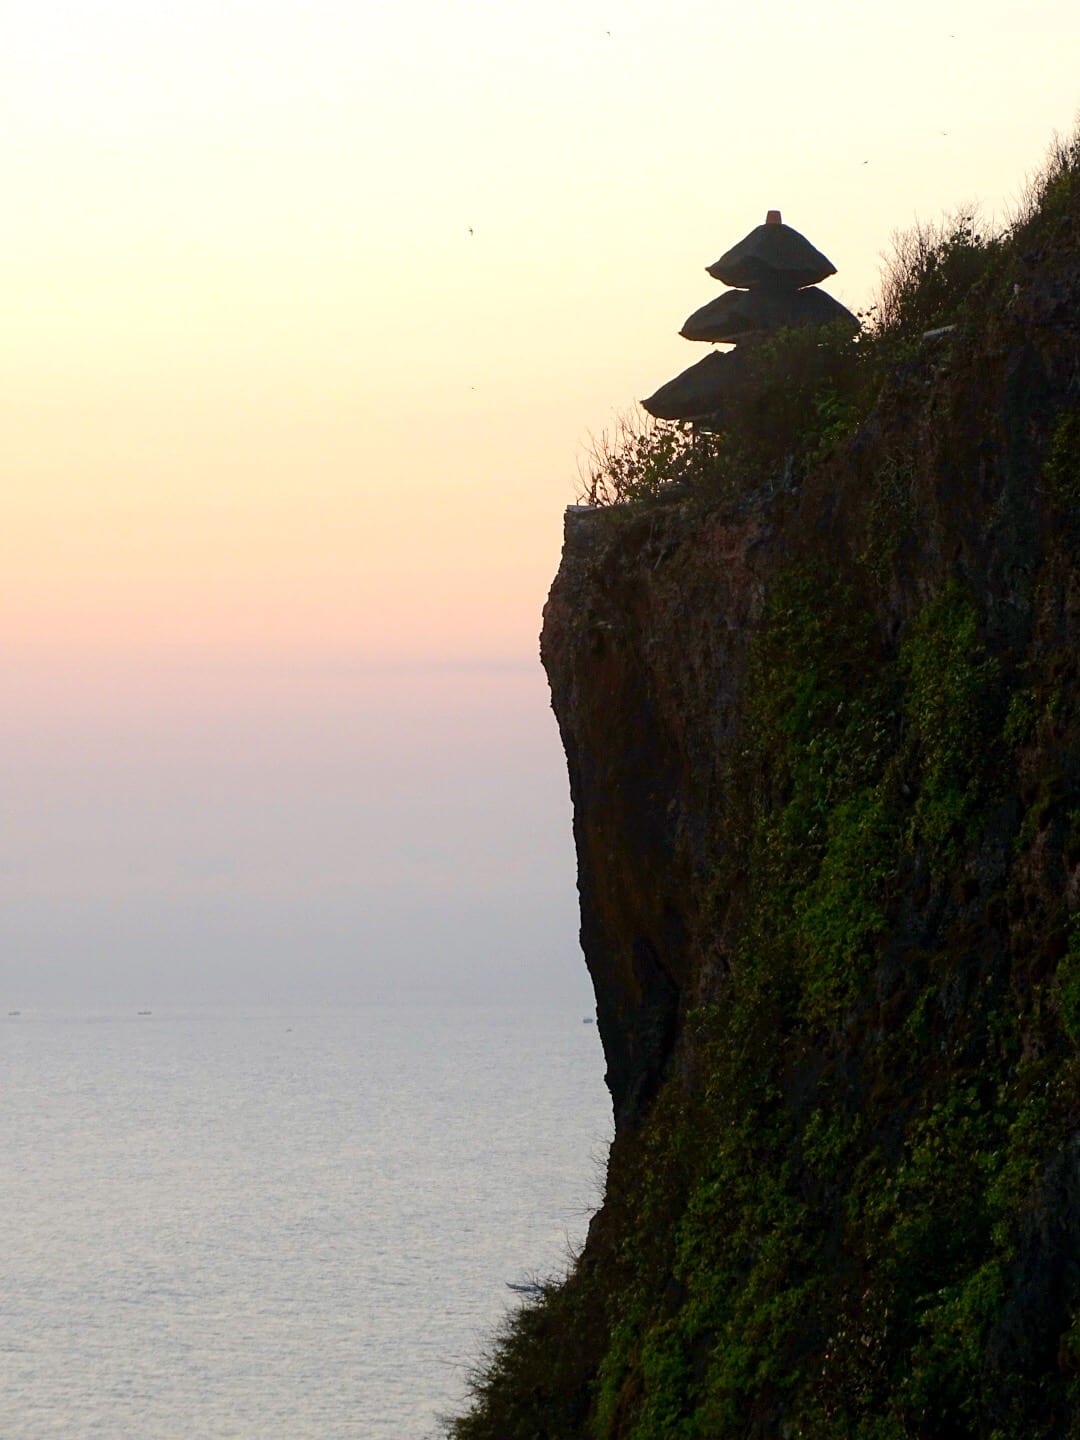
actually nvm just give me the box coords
[1,1004,611,1439]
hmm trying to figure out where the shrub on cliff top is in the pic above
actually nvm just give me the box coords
[870,209,999,339]
[579,321,867,509]
[870,126,1080,343]
[578,408,713,507]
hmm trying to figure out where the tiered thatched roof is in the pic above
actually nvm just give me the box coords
[642,212,858,423]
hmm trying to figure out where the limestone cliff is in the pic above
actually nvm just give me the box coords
[451,143,1080,1440]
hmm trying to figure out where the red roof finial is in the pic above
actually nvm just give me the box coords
[766,209,782,225]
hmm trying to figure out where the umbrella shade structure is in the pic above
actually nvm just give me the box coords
[641,210,853,427]
[707,213,835,290]
[642,349,747,422]
[680,284,859,343]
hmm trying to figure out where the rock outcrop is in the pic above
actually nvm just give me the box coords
[450,141,1080,1440]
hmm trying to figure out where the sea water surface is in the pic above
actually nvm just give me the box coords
[1,1004,611,1439]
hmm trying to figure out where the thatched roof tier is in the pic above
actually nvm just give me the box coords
[641,350,745,422]
[706,211,835,290]
[679,284,859,343]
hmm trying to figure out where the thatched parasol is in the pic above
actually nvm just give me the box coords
[641,350,746,422]
[679,284,859,344]
[706,210,835,290]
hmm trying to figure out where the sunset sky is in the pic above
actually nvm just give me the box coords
[3,0,1079,1005]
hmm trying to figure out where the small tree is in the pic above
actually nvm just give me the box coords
[578,408,703,507]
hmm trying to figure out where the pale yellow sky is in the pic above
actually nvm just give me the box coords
[4,0,1079,663]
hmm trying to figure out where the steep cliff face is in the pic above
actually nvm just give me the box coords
[542,502,768,1130]
[451,147,1080,1440]
[544,311,1077,1146]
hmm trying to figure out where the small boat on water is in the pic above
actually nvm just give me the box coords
[582,1017,595,1025]
[506,1280,545,1297]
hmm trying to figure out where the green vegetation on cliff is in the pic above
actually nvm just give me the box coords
[449,134,1080,1440]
